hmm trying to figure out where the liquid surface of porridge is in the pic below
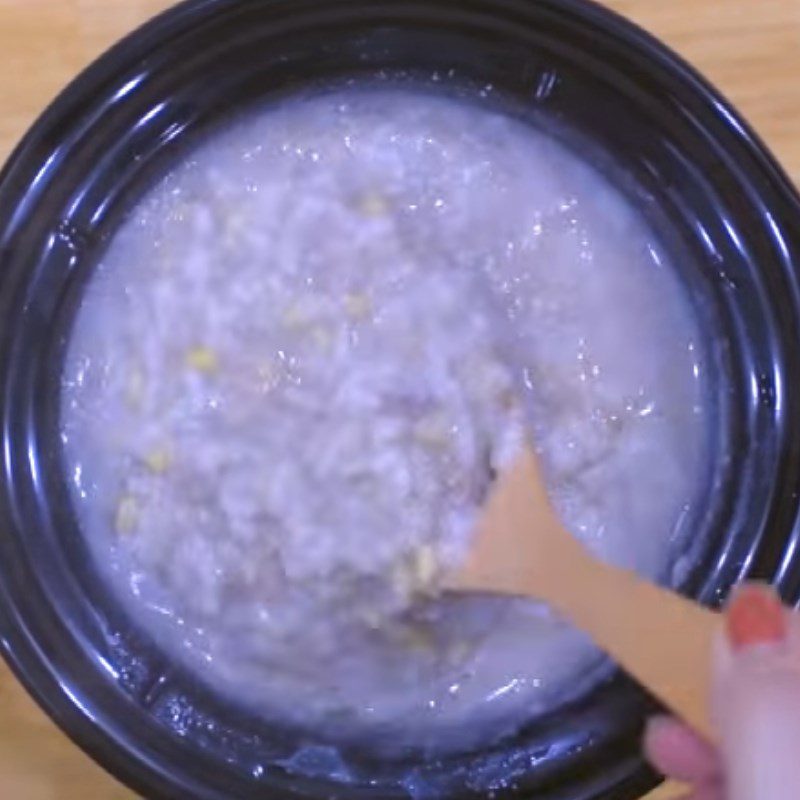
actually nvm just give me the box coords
[61,88,709,753]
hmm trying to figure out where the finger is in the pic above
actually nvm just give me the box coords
[725,582,788,649]
[713,583,800,800]
[643,716,720,782]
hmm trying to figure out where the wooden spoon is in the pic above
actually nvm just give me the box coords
[448,445,720,741]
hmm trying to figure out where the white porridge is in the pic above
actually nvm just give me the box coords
[60,88,709,753]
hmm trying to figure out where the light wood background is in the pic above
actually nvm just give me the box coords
[1,0,799,797]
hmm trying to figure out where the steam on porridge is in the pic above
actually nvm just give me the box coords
[61,88,708,753]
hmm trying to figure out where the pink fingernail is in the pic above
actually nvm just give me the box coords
[726,583,787,652]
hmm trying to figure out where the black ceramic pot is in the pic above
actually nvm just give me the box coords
[1,1,800,798]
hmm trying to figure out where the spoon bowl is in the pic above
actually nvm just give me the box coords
[450,445,721,740]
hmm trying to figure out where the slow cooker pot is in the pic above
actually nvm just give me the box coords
[1,1,800,798]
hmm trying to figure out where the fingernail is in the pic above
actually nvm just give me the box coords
[643,714,676,751]
[643,714,673,739]
[726,583,787,651]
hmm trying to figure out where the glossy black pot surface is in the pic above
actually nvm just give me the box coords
[1,1,800,798]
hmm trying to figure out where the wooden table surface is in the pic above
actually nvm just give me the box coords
[1,0,799,798]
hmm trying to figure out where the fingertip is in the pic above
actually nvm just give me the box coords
[725,582,787,652]
[643,716,720,783]
[643,714,678,759]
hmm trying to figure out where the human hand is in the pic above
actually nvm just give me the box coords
[644,583,800,800]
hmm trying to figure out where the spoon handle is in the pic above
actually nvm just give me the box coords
[543,548,720,741]
[454,445,720,739]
